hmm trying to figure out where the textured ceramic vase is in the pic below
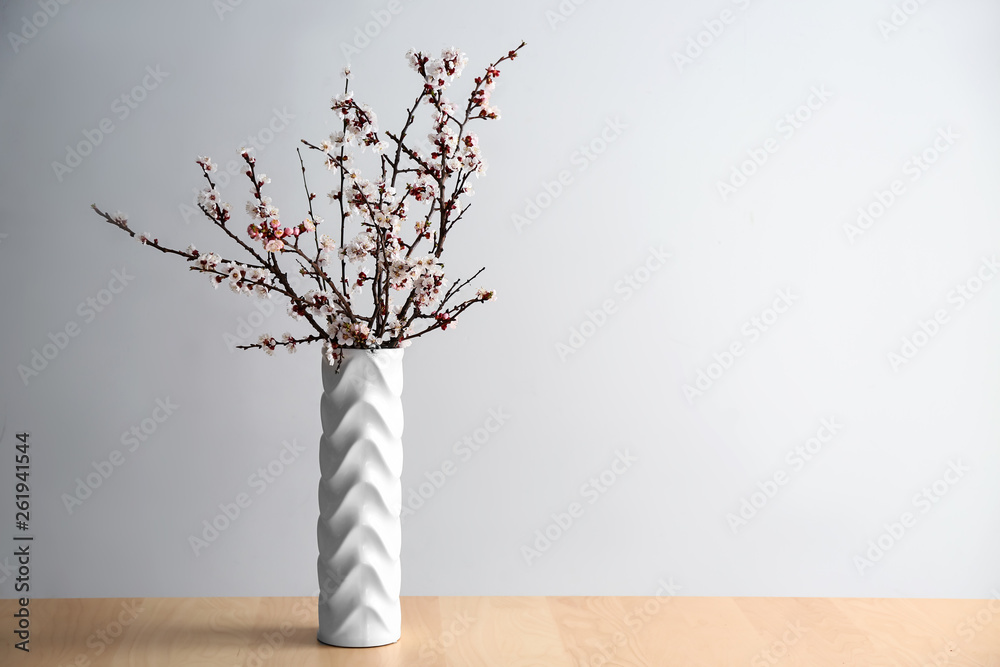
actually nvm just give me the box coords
[317,348,404,647]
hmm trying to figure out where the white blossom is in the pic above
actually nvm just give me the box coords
[196,156,217,172]
[198,187,223,208]
[113,45,514,360]
[258,334,277,355]
[407,173,438,201]
[412,260,447,310]
[339,231,375,263]
[329,314,371,348]
[322,340,341,365]
[197,252,222,271]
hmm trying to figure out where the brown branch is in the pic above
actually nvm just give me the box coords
[236,333,324,351]
[401,297,485,341]
[296,146,327,292]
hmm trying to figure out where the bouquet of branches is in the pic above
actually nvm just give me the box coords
[92,42,524,366]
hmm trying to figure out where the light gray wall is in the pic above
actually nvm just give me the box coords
[1,0,998,600]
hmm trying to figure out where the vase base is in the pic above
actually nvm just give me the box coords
[317,631,401,648]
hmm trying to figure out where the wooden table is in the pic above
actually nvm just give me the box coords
[2,596,998,666]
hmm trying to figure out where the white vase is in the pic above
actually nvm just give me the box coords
[317,348,404,647]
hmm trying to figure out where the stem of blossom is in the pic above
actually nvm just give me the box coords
[191,267,297,298]
[298,139,368,309]
[92,205,306,301]
[445,201,472,236]
[369,231,383,333]
[339,76,349,295]
[201,167,271,269]
[338,152,347,293]
[102,43,522,357]
[295,147,327,293]
[236,333,322,351]
[437,267,485,312]
[401,297,481,341]
[286,245,356,321]
[384,131,435,174]
[240,157,337,336]
[389,91,427,190]
[91,205,191,260]
[462,41,526,121]
[270,264,330,341]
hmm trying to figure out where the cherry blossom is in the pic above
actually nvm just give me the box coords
[196,156,217,173]
[91,42,525,365]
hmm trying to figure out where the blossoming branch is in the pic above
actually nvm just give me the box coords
[92,42,524,365]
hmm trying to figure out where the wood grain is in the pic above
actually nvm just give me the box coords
[2,596,998,666]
